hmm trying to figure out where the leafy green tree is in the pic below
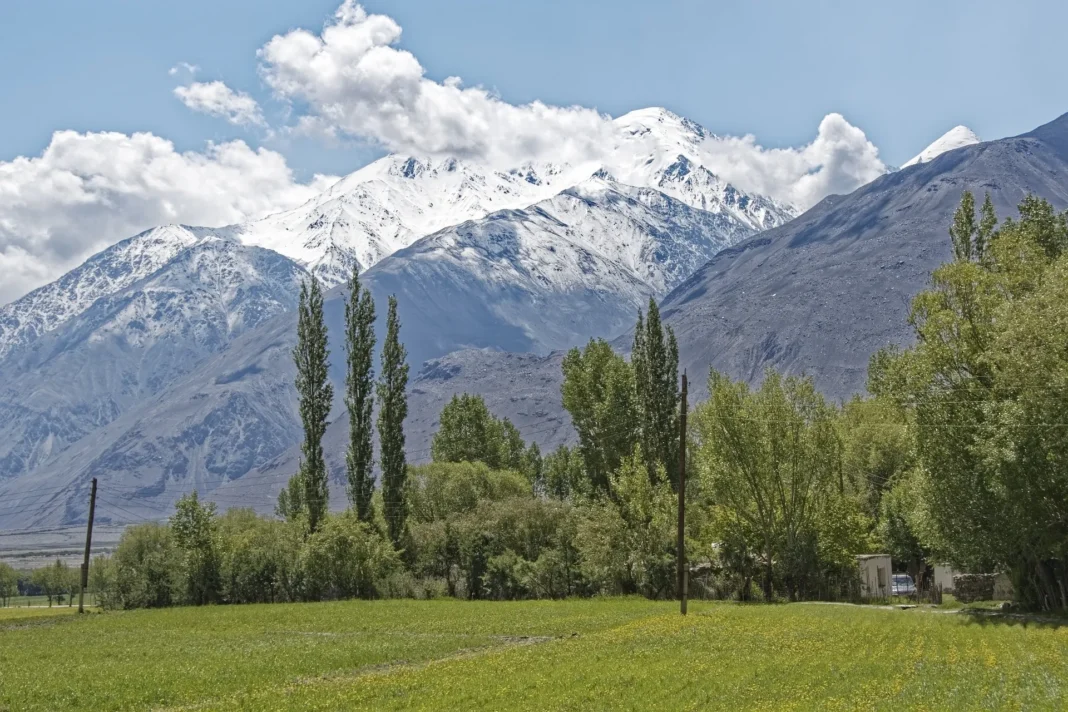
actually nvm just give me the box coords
[301,511,399,600]
[431,393,532,476]
[0,562,17,606]
[541,445,587,499]
[878,469,930,587]
[838,397,913,518]
[88,555,118,610]
[216,509,303,604]
[520,441,543,491]
[344,266,377,521]
[407,462,530,524]
[113,523,180,609]
[31,560,70,607]
[63,561,78,607]
[872,193,1068,610]
[275,473,305,523]
[949,190,977,261]
[431,394,501,465]
[632,300,680,487]
[692,370,850,601]
[378,295,410,548]
[562,338,638,495]
[575,445,676,598]
[288,276,334,533]
[976,192,998,261]
[171,491,220,605]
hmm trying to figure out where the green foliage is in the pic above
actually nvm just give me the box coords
[275,469,306,524]
[693,369,861,601]
[874,193,1068,610]
[112,523,180,609]
[301,511,400,600]
[878,468,929,583]
[561,338,638,495]
[949,189,977,261]
[405,462,580,599]
[575,446,677,598]
[344,265,377,521]
[171,491,220,605]
[88,555,119,609]
[378,295,410,548]
[540,444,587,499]
[292,276,334,532]
[430,394,533,478]
[216,508,303,604]
[838,396,913,517]
[0,562,17,606]
[976,192,997,260]
[30,560,73,607]
[632,299,680,487]
[407,462,530,524]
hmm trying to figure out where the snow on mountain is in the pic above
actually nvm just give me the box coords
[604,108,792,231]
[365,173,754,363]
[0,235,305,482]
[901,126,981,168]
[224,156,578,286]
[0,108,792,361]
[0,225,210,361]
[226,108,795,287]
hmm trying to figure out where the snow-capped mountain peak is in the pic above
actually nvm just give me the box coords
[0,225,210,360]
[0,108,796,361]
[902,125,981,168]
[223,108,795,287]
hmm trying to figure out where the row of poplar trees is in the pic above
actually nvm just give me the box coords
[278,268,410,546]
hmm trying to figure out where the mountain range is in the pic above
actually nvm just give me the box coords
[4,110,1066,532]
[0,108,793,528]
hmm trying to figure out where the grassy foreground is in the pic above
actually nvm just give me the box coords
[1,599,1066,711]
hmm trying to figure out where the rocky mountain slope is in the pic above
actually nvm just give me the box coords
[0,170,764,528]
[0,235,306,483]
[657,113,1068,401]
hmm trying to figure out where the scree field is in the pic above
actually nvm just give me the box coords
[1,599,1067,711]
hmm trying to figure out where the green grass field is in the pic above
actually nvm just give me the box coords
[1,599,1066,711]
[0,593,95,609]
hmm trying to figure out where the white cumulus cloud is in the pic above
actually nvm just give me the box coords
[256,2,885,209]
[257,1,614,167]
[0,131,337,304]
[174,81,266,127]
[700,113,887,210]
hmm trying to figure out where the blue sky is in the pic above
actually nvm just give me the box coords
[1,0,1065,304]
[1,0,1065,176]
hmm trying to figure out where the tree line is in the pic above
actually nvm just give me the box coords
[47,192,1068,611]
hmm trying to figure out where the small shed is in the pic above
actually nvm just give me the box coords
[933,564,958,593]
[856,554,892,598]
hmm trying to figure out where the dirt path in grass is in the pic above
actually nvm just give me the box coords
[154,633,565,712]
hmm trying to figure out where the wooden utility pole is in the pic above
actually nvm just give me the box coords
[78,478,97,614]
[677,372,688,616]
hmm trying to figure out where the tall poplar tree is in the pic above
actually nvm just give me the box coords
[377,295,410,547]
[291,276,333,532]
[344,266,376,521]
[632,299,680,487]
[976,192,998,261]
[949,190,977,262]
